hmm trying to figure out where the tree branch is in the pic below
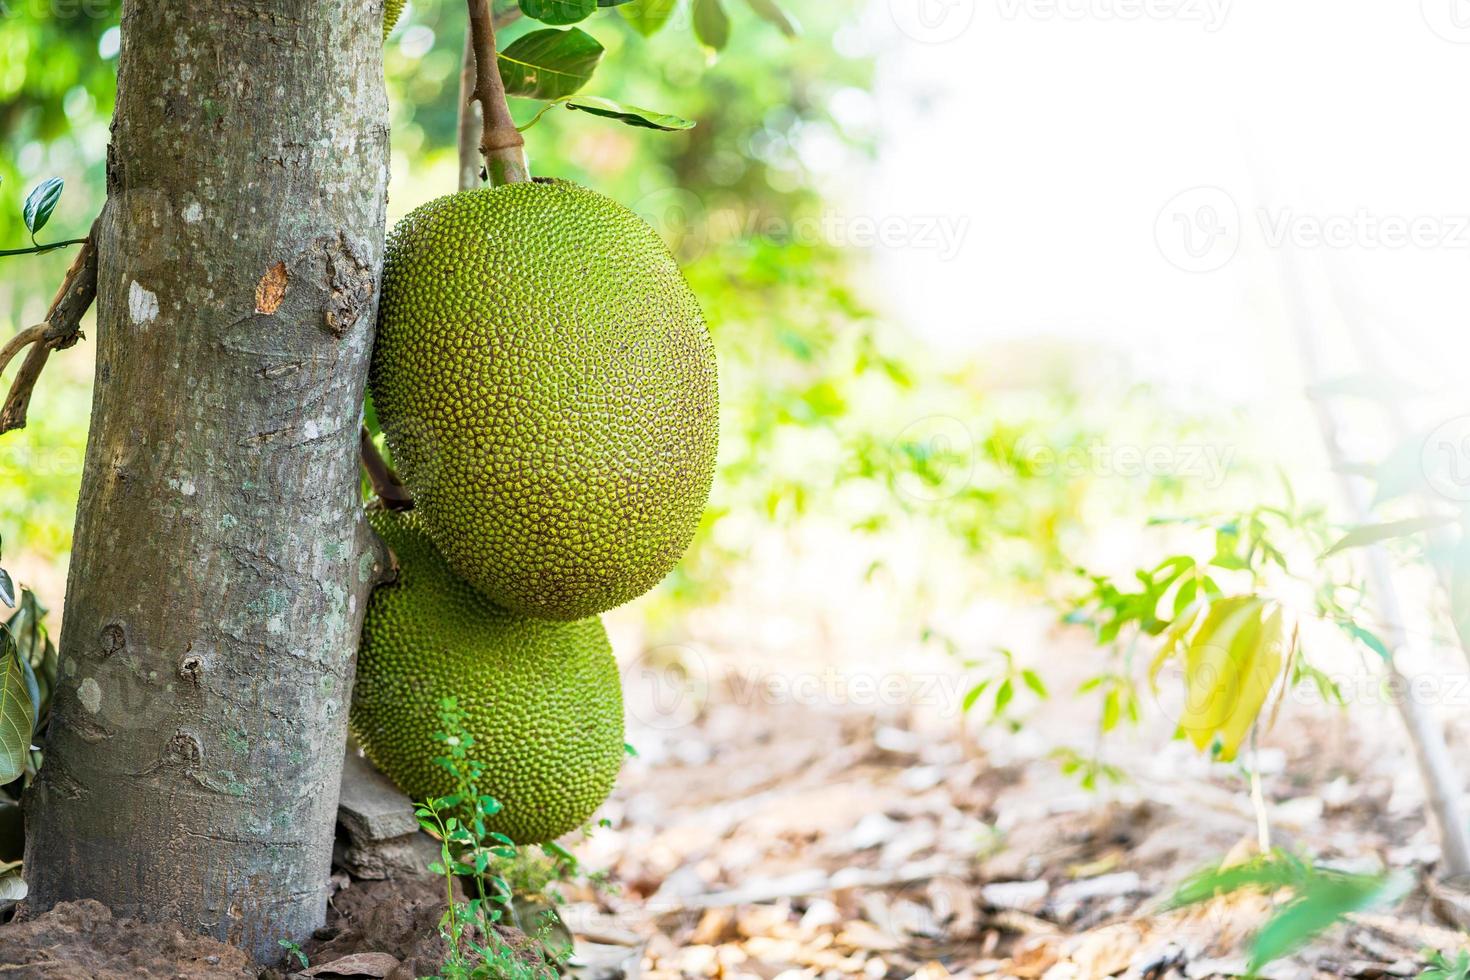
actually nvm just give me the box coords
[467,0,529,186]
[360,427,414,511]
[458,7,523,191]
[0,220,99,435]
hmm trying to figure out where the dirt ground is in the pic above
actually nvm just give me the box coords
[3,640,1470,979]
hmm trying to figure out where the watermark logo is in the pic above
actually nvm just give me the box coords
[1156,186,1470,271]
[621,644,711,731]
[889,0,977,44]
[996,0,1231,31]
[1421,0,1470,43]
[893,415,976,502]
[1026,441,1235,489]
[630,187,710,262]
[1155,186,1241,273]
[1422,416,1470,502]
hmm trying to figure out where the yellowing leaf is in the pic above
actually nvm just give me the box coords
[1148,600,1203,691]
[1177,596,1288,760]
[1213,604,1288,760]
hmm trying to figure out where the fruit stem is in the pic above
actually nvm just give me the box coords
[467,0,529,186]
[361,427,415,511]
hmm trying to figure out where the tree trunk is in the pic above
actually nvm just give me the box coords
[24,0,389,960]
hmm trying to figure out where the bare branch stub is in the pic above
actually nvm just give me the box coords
[0,219,99,435]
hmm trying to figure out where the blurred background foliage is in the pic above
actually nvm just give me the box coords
[0,0,1251,670]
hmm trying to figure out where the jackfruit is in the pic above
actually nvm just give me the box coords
[384,0,405,38]
[351,508,624,844]
[370,180,718,621]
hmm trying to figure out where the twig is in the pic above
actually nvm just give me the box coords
[0,325,45,378]
[466,0,529,186]
[0,221,99,435]
[0,238,89,258]
[360,427,414,511]
[1277,240,1470,880]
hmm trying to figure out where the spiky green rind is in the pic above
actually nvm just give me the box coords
[370,181,719,620]
[384,0,406,39]
[352,509,625,844]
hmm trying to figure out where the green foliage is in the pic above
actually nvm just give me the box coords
[1422,950,1470,980]
[1062,499,1398,773]
[21,177,62,242]
[415,698,565,980]
[498,28,606,100]
[1048,746,1124,792]
[277,940,309,970]
[960,647,1048,732]
[1166,851,1405,973]
[0,537,51,790]
[520,95,695,132]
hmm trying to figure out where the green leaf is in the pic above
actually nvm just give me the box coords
[0,571,12,609]
[22,178,63,240]
[1249,872,1404,971]
[498,28,605,99]
[961,680,988,714]
[992,677,1013,717]
[0,633,34,785]
[1020,669,1048,698]
[1322,515,1456,556]
[618,0,677,34]
[520,0,597,25]
[743,0,797,35]
[692,0,730,50]
[598,0,634,5]
[563,96,694,130]
[1341,621,1391,660]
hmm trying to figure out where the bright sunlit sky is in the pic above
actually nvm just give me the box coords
[850,0,1470,408]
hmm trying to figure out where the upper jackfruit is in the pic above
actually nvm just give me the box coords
[351,508,625,844]
[384,0,406,38]
[370,180,719,621]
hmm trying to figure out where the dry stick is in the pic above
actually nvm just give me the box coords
[1279,242,1470,880]
[1326,262,1470,667]
[360,427,415,511]
[0,222,99,435]
[466,0,529,186]
[0,324,45,377]
[457,30,483,191]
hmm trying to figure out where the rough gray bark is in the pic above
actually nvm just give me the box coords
[25,0,390,959]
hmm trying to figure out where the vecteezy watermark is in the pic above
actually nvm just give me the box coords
[996,0,1231,31]
[630,187,971,263]
[891,415,1237,502]
[725,667,966,714]
[1258,209,1470,251]
[889,0,978,43]
[1421,0,1470,43]
[1154,186,1241,273]
[620,643,974,730]
[1156,186,1470,272]
[1422,416,1470,502]
[1025,442,1235,489]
